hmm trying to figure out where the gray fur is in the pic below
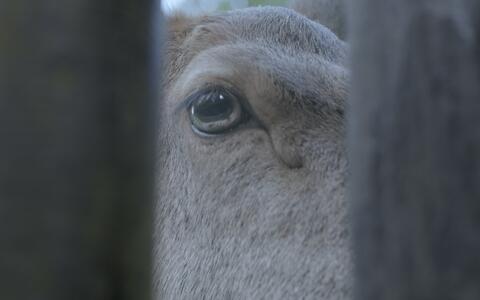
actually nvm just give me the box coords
[289,0,347,39]
[154,4,351,299]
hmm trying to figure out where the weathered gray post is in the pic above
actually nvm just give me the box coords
[0,0,161,299]
[349,1,480,299]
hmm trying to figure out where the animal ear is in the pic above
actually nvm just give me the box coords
[164,14,201,85]
[167,14,198,53]
[289,0,346,39]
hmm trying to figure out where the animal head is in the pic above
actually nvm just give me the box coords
[155,3,351,299]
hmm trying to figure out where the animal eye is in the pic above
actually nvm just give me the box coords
[189,88,244,134]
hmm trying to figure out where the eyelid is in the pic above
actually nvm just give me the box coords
[175,85,247,115]
[174,84,221,115]
[174,89,201,115]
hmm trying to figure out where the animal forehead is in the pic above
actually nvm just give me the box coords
[189,7,345,62]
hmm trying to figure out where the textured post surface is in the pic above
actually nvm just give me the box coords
[0,1,160,299]
[349,1,480,300]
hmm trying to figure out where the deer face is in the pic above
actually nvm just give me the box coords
[155,7,351,299]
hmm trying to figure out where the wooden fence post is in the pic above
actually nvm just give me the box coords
[0,0,162,299]
[349,1,480,299]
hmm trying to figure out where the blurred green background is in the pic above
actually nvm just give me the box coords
[162,0,288,15]
[218,0,288,10]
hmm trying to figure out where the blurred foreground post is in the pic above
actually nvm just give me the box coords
[0,0,161,299]
[349,1,480,299]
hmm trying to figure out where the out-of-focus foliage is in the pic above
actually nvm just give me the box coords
[218,0,287,10]
[163,0,287,15]
[217,1,232,10]
[247,0,287,6]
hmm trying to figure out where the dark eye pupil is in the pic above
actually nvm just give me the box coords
[192,92,233,122]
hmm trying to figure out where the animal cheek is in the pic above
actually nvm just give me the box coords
[269,126,304,169]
